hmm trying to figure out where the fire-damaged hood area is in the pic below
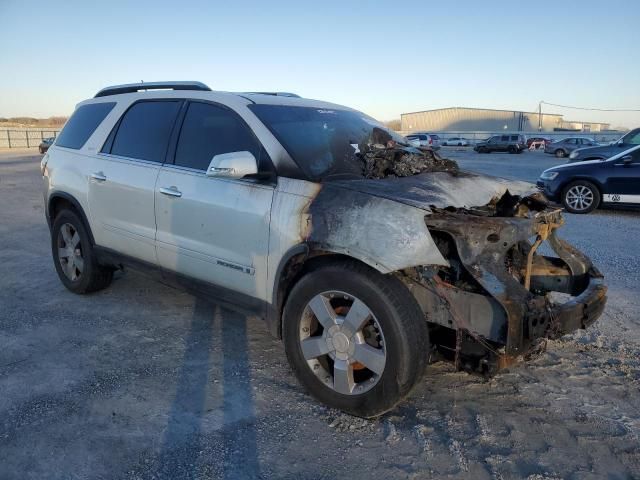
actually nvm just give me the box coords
[305,163,548,274]
[327,169,536,213]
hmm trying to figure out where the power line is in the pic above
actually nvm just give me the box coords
[540,101,640,112]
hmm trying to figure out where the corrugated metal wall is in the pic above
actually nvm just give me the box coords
[400,107,582,133]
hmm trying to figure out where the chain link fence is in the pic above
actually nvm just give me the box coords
[0,129,61,148]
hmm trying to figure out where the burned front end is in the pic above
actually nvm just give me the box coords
[404,192,607,374]
[303,143,606,374]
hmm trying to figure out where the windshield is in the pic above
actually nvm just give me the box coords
[249,104,407,180]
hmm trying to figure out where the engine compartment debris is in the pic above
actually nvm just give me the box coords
[360,144,459,179]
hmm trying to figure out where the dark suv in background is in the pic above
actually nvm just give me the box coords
[474,134,526,154]
[569,128,640,163]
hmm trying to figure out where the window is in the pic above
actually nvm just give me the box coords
[501,135,509,141]
[510,135,519,141]
[110,101,181,162]
[430,134,440,140]
[248,104,405,180]
[56,102,115,149]
[174,102,261,171]
[624,130,640,145]
[564,138,577,144]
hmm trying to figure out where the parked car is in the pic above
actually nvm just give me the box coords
[537,144,640,214]
[405,132,441,150]
[39,137,55,154]
[443,137,468,146]
[568,128,640,163]
[473,134,527,154]
[544,137,597,158]
[526,137,551,149]
[42,81,606,417]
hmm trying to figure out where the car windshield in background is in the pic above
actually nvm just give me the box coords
[249,104,406,180]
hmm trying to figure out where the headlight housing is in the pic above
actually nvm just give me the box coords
[540,171,559,180]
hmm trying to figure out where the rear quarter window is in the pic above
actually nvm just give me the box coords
[55,102,116,149]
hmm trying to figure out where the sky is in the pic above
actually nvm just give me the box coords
[1,0,639,128]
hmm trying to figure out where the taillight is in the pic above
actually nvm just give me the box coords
[429,138,433,145]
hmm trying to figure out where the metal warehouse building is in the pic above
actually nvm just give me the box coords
[401,107,610,133]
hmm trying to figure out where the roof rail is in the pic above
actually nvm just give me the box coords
[94,81,211,98]
[243,92,301,98]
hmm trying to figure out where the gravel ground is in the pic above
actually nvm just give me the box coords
[1,147,639,479]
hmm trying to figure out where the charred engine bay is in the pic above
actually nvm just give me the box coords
[360,145,459,179]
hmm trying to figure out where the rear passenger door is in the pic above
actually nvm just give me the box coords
[154,101,274,301]
[89,100,182,264]
[499,135,510,151]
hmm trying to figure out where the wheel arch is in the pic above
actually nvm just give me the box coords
[558,176,604,198]
[47,192,95,245]
[268,245,390,339]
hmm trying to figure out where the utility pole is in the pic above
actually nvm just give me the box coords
[538,101,543,132]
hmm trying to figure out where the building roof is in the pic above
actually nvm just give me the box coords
[401,106,563,118]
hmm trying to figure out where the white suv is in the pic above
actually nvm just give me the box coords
[43,81,606,417]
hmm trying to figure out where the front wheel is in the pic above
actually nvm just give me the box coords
[562,180,600,214]
[283,262,429,417]
[508,146,517,154]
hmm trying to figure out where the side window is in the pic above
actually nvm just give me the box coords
[501,135,509,141]
[510,135,519,141]
[174,102,261,171]
[110,101,181,162]
[56,102,115,149]
[625,131,640,145]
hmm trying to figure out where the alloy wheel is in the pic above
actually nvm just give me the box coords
[565,185,594,212]
[299,291,386,395]
[57,223,84,281]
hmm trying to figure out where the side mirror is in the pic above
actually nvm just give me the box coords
[206,151,258,178]
[622,155,633,165]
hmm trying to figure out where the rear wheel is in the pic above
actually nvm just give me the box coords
[562,180,600,214]
[555,149,566,158]
[51,210,113,293]
[283,262,429,417]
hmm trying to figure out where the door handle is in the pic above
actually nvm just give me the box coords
[159,186,182,198]
[90,172,107,182]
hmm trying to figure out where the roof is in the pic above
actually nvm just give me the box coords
[400,106,563,118]
[82,81,352,111]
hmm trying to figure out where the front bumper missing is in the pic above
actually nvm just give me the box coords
[424,206,607,370]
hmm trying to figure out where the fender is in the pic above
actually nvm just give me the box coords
[306,182,448,273]
[47,191,96,245]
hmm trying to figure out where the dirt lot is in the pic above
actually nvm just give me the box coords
[1,147,639,479]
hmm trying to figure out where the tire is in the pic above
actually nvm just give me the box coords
[555,149,566,158]
[508,146,517,154]
[282,261,429,417]
[51,209,113,293]
[562,180,600,214]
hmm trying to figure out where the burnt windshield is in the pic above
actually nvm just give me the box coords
[249,104,407,180]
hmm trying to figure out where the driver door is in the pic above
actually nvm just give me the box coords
[603,148,640,205]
